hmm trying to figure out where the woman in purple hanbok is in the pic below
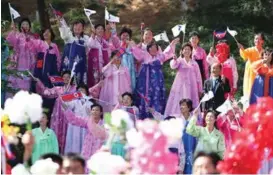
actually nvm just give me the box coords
[165,43,202,116]
[87,24,110,88]
[34,71,76,153]
[58,18,89,85]
[131,38,180,119]
[6,18,36,94]
[64,84,93,154]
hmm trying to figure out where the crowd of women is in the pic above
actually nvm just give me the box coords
[2,14,273,174]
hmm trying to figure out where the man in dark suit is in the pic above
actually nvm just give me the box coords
[202,63,230,111]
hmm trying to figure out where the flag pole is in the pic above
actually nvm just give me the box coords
[8,3,14,23]
[212,31,215,47]
[182,32,185,45]
[105,7,107,29]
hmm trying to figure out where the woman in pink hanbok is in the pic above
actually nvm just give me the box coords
[6,18,36,94]
[207,41,238,98]
[62,103,107,160]
[165,43,202,116]
[87,24,110,88]
[189,31,209,83]
[33,70,76,154]
[99,51,132,112]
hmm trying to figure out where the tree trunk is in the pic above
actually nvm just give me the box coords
[37,0,50,29]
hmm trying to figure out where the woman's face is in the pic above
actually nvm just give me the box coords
[78,87,87,96]
[113,56,121,66]
[180,102,190,114]
[91,106,102,123]
[121,32,130,42]
[95,26,105,37]
[122,95,133,107]
[190,36,199,47]
[43,29,52,41]
[205,112,216,127]
[39,114,48,127]
[254,34,264,47]
[148,44,158,56]
[21,21,30,32]
[182,46,192,58]
[62,73,71,85]
[263,51,272,63]
[143,30,153,43]
[73,23,84,36]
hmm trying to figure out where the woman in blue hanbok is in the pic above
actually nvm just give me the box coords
[250,49,273,104]
[130,38,179,119]
[58,18,89,85]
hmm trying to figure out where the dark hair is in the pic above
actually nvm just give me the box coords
[42,112,48,120]
[18,18,31,32]
[164,116,176,120]
[65,153,85,168]
[40,153,63,167]
[193,151,222,168]
[180,43,193,58]
[211,62,222,70]
[204,109,218,129]
[95,24,105,31]
[111,50,119,58]
[40,28,55,41]
[189,31,200,39]
[217,39,229,45]
[91,103,103,119]
[77,84,89,96]
[72,19,85,37]
[262,48,273,65]
[147,41,158,52]
[61,70,71,77]
[179,99,193,112]
[119,27,132,38]
[255,32,265,41]
[122,92,134,106]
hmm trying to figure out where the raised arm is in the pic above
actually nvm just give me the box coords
[170,56,180,69]
[35,80,60,98]
[206,54,218,66]
[186,115,202,138]
[6,30,20,47]
[101,60,114,77]
[131,45,149,62]
[159,38,179,63]
[89,81,103,98]
[64,109,88,128]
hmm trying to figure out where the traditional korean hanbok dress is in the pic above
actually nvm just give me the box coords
[36,80,76,154]
[240,47,263,98]
[64,109,107,160]
[192,46,209,83]
[131,43,175,119]
[165,58,202,116]
[186,116,225,159]
[250,60,273,104]
[59,19,89,85]
[99,63,131,112]
[111,36,137,90]
[31,127,59,163]
[207,55,238,97]
[87,36,110,88]
[6,31,36,93]
[64,97,93,154]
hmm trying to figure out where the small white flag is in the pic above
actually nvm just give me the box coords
[154,31,169,42]
[216,98,233,114]
[71,60,78,78]
[200,91,214,102]
[9,3,20,19]
[84,8,96,18]
[105,8,120,23]
[238,96,249,111]
[172,24,186,37]
[227,27,238,37]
